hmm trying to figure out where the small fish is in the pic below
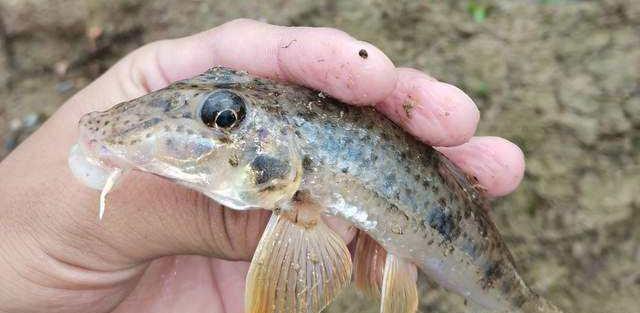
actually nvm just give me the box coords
[69,67,563,313]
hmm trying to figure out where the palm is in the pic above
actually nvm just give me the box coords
[114,256,249,313]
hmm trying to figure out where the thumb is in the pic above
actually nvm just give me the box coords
[39,24,356,269]
[2,35,275,270]
[0,34,267,313]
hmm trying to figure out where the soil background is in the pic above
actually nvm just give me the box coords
[0,1,639,312]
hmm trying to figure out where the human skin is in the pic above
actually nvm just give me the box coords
[0,19,524,313]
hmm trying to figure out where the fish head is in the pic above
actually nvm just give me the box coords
[76,67,302,210]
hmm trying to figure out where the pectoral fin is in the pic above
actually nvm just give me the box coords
[245,205,352,313]
[354,231,386,299]
[380,254,418,313]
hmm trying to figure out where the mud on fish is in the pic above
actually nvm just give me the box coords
[68,67,564,313]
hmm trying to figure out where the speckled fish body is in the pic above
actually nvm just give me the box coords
[73,67,559,313]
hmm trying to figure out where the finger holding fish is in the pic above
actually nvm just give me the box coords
[375,67,480,147]
[437,136,526,197]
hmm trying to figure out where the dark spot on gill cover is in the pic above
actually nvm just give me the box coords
[250,155,290,185]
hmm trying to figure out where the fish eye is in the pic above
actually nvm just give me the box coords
[200,90,246,129]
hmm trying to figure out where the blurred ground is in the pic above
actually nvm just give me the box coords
[0,0,638,312]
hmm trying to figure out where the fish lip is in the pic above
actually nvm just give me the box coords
[78,132,130,170]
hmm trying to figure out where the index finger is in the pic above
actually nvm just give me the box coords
[77,19,479,148]
[139,19,398,105]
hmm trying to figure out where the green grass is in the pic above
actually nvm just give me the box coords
[467,1,489,23]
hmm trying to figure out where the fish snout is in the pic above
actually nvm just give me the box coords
[78,111,113,158]
[77,111,140,167]
[79,111,111,141]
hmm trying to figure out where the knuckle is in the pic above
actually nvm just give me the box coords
[221,18,260,29]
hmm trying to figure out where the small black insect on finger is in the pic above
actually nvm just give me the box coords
[358,49,368,59]
[250,155,290,185]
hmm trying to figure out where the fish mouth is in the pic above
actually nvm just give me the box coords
[77,127,133,171]
[83,144,121,173]
[76,109,155,170]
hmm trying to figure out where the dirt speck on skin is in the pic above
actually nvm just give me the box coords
[0,1,638,312]
[403,100,416,119]
[281,39,297,49]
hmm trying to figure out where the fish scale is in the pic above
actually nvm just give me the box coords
[287,93,531,310]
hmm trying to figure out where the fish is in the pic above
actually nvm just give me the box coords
[68,67,564,313]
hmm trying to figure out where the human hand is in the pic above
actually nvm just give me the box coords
[0,19,524,313]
